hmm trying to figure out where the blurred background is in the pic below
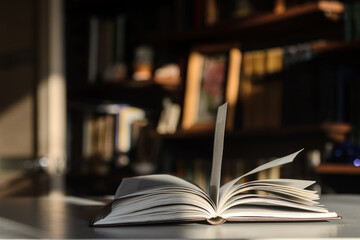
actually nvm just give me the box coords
[1,0,360,198]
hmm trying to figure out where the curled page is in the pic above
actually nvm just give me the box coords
[219,149,304,202]
[115,174,203,198]
[209,102,227,207]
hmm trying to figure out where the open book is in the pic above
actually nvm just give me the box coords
[91,103,340,226]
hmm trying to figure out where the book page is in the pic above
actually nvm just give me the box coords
[209,102,227,207]
[219,149,303,203]
[111,192,215,216]
[250,179,315,189]
[219,178,317,205]
[94,183,217,226]
[115,174,205,199]
[221,206,338,220]
[94,191,213,225]
[93,174,217,226]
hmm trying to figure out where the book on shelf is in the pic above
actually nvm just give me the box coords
[116,106,147,153]
[343,0,360,41]
[88,15,127,84]
[88,16,99,84]
[69,102,150,174]
[82,114,115,162]
[157,98,181,134]
[282,53,350,126]
[182,45,241,131]
[241,48,283,129]
[91,102,340,226]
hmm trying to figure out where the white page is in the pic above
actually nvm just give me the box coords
[95,210,207,225]
[111,192,215,216]
[219,149,304,203]
[115,174,204,199]
[220,187,320,211]
[95,204,209,225]
[209,102,227,207]
[219,197,328,215]
[246,178,316,189]
[230,180,318,198]
[219,180,318,209]
[220,193,319,214]
[221,207,338,220]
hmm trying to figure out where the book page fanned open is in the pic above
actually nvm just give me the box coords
[91,102,341,226]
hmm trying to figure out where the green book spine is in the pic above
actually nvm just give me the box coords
[344,0,353,41]
[354,1,360,39]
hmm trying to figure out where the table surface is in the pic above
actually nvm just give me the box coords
[0,194,359,239]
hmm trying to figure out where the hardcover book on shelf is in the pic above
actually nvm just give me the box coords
[91,102,340,226]
[182,45,241,131]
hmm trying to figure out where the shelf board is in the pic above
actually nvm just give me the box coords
[67,81,166,110]
[153,123,351,160]
[68,80,159,90]
[312,40,360,53]
[156,123,351,141]
[311,40,360,63]
[315,163,360,175]
[150,1,344,43]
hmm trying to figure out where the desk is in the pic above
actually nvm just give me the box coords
[0,195,359,239]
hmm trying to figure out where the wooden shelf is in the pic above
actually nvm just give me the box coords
[312,40,360,54]
[67,81,166,110]
[153,123,352,159]
[315,163,360,175]
[156,123,351,141]
[150,1,344,44]
[68,80,161,91]
[311,40,360,64]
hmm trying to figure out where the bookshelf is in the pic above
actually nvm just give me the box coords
[156,123,351,169]
[151,1,344,44]
[312,39,360,54]
[156,123,351,140]
[67,81,166,112]
[65,0,360,195]
[315,163,360,175]
[315,163,360,193]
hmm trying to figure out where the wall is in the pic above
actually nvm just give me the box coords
[0,0,37,157]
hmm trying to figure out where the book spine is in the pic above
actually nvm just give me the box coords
[354,1,360,39]
[115,15,126,63]
[88,17,99,84]
[98,18,115,81]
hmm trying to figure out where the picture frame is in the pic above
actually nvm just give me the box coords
[182,44,242,131]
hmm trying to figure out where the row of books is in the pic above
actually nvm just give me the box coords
[157,0,316,31]
[87,14,183,87]
[241,47,284,129]
[85,0,323,86]
[344,0,360,41]
[82,107,146,159]
[88,12,158,83]
[68,98,184,176]
[88,15,128,84]
[67,104,148,175]
[239,40,359,130]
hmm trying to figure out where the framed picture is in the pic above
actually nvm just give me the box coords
[182,44,242,130]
